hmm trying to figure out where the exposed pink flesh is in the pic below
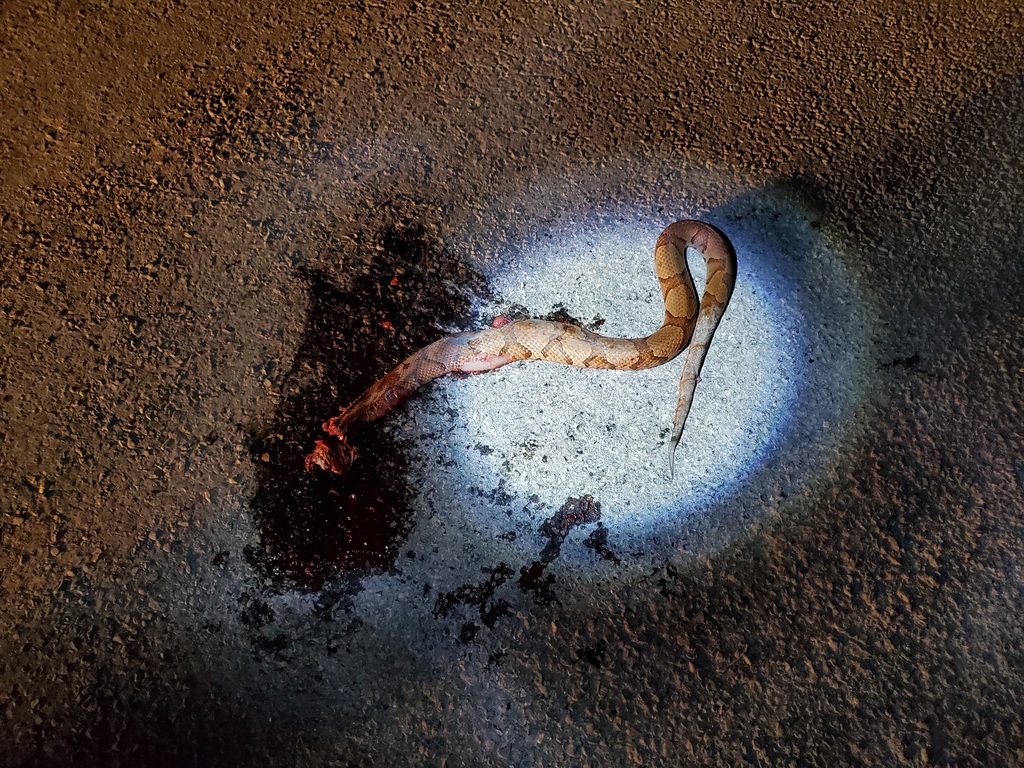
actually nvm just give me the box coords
[458,353,513,373]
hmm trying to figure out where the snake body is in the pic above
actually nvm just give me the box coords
[306,220,736,476]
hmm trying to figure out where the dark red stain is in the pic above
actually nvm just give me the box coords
[518,494,603,605]
[247,221,490,590]
[583,522,621,564]
[429,495,619,640]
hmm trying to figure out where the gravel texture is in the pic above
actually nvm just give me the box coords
[1,1,1022,766]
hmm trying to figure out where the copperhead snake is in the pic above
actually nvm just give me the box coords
[306,220,737,476]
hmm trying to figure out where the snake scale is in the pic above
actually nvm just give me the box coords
[306,220,737,476]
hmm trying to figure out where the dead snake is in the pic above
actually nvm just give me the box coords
[306,220,737,476]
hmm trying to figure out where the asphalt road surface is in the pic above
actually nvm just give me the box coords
[1,1,1022,765]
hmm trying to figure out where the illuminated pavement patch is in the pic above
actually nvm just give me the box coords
[386,189,874,573]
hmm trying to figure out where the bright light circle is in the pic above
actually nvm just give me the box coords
[388,198,870,566]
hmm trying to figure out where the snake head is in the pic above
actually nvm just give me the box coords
[305,436,359,475]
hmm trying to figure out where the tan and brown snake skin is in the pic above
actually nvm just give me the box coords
[306,220,737,476]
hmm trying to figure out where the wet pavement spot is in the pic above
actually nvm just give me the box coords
[432,563,515,639]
